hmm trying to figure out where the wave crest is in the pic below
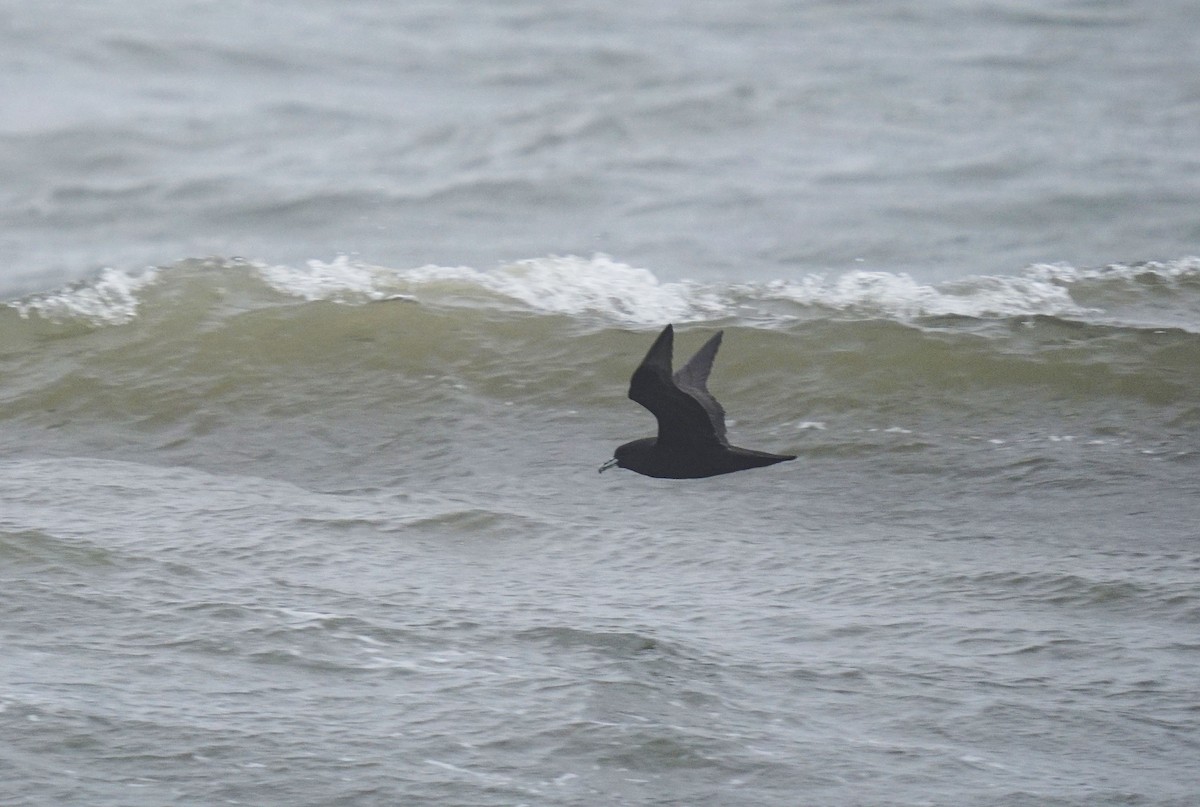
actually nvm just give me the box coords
[258,254,721,325]
[8,266,160,325]
[7,254,1200,332]
[761,270,1091,319]
[248,253,1200,328]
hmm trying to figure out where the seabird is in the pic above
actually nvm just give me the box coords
[599,324,796,479]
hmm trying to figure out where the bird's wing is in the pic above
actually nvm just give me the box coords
[628,324,725,450]
[672,330,728,444]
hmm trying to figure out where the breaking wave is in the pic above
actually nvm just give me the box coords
[6,254,1199,331]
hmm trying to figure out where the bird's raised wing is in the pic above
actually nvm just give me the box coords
[628,324,725,450]
[672,330,728,444]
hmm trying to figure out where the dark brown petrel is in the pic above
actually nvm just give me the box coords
[599,324,796,479]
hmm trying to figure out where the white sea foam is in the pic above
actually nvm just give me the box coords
[1027,256,1200,285]
[11,254,1200,330]
[256,257,398,302]
[430,254,721,325]
[254,254,1098,324]
[759,269,1092,319]
[8,266,160,325]
[257,254,725,326]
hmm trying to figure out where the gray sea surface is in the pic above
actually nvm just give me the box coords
[3,0,1199,294]
[2,2,1199,806]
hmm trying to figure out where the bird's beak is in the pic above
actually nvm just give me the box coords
[598,457,618,474]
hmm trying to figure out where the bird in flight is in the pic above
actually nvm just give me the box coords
[600,324,796,479]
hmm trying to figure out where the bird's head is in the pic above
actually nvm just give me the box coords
[598,438,655,474]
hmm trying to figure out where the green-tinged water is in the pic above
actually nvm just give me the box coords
[3,257,1197,479]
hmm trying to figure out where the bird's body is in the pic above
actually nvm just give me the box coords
[600,324,795,479]
[609,436,795,479]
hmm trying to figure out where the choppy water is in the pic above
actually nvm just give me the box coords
[3,1,1200,805]
[3,256,1199,805]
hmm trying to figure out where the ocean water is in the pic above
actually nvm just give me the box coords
[2,2,1199,806]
